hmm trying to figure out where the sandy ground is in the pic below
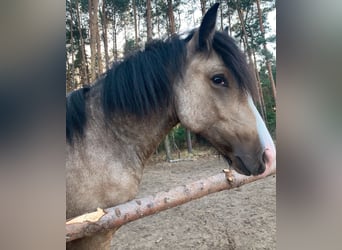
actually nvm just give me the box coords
[110,154,276,250]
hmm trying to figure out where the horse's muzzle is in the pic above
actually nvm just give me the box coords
[234,156,264,176]
[233,147,275,176]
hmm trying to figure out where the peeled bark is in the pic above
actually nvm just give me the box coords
[66,164,276,242]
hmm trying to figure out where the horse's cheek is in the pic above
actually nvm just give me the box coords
[175,94,213,133]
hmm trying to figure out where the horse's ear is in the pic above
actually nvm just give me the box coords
[197,3,219,51]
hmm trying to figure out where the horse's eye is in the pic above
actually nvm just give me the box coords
[211,74,228,87]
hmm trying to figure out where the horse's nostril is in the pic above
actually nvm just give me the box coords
[256,151,268,175]
[262,148,275,167]
[262,151,267,164]
[257,163,266,174]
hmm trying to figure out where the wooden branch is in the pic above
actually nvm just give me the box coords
[66,164,276,242]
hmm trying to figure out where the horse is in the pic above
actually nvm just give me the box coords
[66,3,276,249]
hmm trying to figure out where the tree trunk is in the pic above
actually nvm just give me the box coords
[235,0,266,121]
[95,0,103,75]
[112,9,118,60]
[220,0,223,31]
[69,3,75,88]
[66,59,71,91]
[66,165,276,242]
[164,134,172,161]
[83,49,90,85]
[200,0,206,16]
[252,48,267,121]
[177,9,181,33]
[236,0,253,63]
[76,0,88,84]
[192,6,196,26]
[226,1,232,35]
[167,0,175,35]
[88,0,97,82]
[137,7,140,39]
[186,129,193,154]
[248,3,266,121]
[256,0,276,99]
[101,0,109,70]
[157,13,161,38]
[146,0,152,41]
[123,16,127,42]
[133,0,138,45]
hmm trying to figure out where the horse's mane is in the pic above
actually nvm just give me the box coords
[66,30,255,144]
[66,35,187,144]
[66,86,90,144]
[102,36,187,118]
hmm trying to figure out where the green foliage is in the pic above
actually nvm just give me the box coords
[229,0,275,58]
[74,45,85,68]
[261,47,273,61]
[157,125,198,153]
[79,0,89,13]
[66,22,87,45]
[106,0,130,13]
[171,125,187,148]
[266,34,276,43]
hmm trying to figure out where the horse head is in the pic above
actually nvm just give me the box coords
[175,3,276,176]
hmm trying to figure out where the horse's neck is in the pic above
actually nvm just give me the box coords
[115,109,179,165]
[86,92,178,167]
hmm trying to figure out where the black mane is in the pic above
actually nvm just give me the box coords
[66,36,187,144]
[102,36,187,117]
[66,31,255,144]
[66,86,90,144]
